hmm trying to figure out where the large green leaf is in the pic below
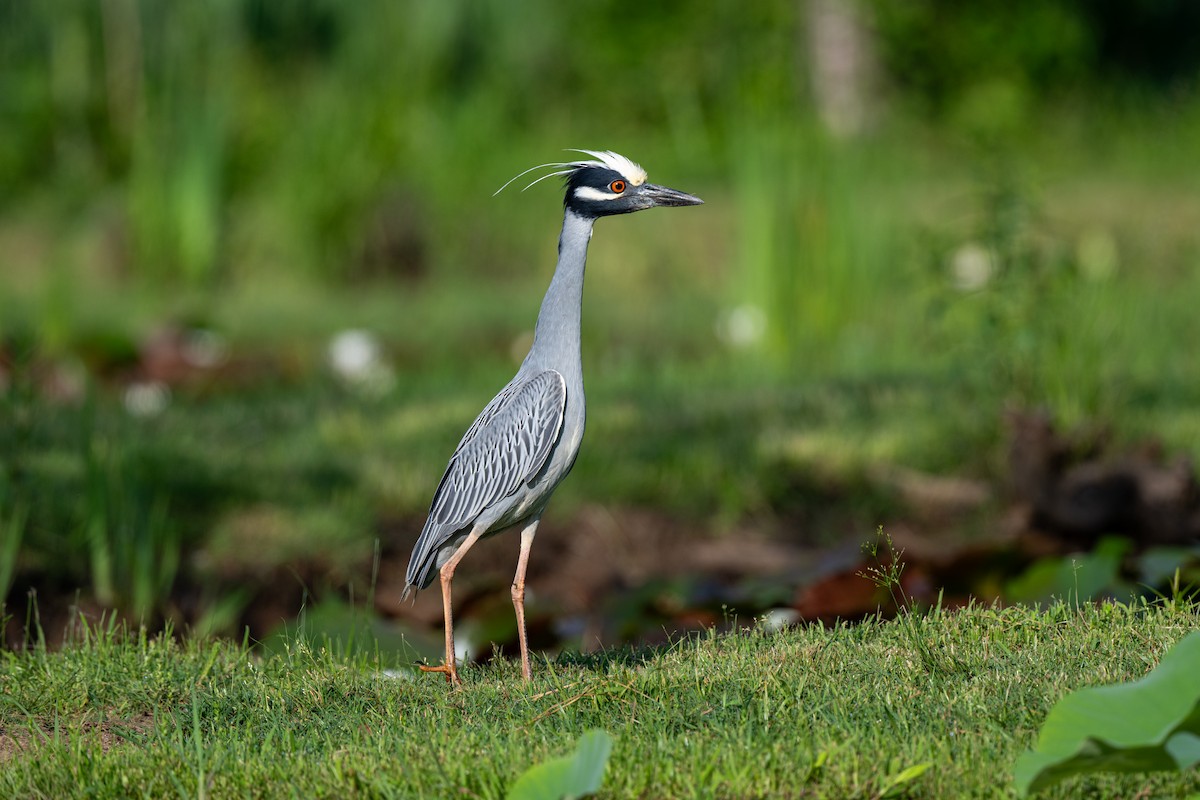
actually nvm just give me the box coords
[1005,536,1132,605]
[507,729,613,800]
[1014,631,1200,795]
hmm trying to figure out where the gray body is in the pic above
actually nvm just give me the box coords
[404,210,594,593]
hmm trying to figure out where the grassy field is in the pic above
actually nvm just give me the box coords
[2,600,1198,798]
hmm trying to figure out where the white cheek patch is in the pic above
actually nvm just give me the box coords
[573,186,622,202]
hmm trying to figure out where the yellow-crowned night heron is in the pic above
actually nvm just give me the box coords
[402,150,702,684]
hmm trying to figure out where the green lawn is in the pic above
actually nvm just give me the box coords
[2,600,1197,798]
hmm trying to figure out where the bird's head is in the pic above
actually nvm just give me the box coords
[496,149,703,218]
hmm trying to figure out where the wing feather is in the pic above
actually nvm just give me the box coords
[405,370,567,589]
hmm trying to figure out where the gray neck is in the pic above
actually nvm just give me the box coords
[525,209,595,373]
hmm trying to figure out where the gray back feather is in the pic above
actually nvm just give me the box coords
[405,370,567,589]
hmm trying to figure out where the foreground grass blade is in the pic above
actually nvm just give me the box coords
[1014,631,1200,795]
[507,729,613,800]
[880,761,932,798]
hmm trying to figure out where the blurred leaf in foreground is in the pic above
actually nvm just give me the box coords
[507,729,613,800]
[1014,631,1200,796]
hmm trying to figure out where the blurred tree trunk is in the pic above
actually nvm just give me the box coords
[100,0,143,159]
[806,0,880,138]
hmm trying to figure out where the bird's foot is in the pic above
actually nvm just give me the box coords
[418,662,460,685]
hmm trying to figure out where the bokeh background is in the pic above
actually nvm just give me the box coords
[2,0,1199,662]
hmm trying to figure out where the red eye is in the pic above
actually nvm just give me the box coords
[609,180,626,193]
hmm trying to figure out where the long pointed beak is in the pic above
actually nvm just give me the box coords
[641,183,704,207]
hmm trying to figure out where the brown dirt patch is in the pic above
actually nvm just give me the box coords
[0,711,155,763]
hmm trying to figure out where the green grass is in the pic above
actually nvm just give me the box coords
[2,601,1198,798]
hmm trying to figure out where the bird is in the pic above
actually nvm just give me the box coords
[402,150,703,685]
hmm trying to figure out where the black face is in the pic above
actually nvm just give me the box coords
[563,167,703,218]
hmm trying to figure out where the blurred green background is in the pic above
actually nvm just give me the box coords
[2,0,1199,653]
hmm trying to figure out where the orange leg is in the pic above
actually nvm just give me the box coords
[419,524,485,686]
[511,519,540,681]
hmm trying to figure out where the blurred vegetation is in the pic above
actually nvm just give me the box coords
[1,1,1199,635]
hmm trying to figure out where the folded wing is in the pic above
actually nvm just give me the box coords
[404,370,567,590]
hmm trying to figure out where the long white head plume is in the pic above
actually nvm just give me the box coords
[494,149,648,196]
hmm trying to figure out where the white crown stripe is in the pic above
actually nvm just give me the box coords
[564,149,647,186]
[495,149,648,196]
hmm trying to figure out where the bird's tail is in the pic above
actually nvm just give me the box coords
[400,584,416,604]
